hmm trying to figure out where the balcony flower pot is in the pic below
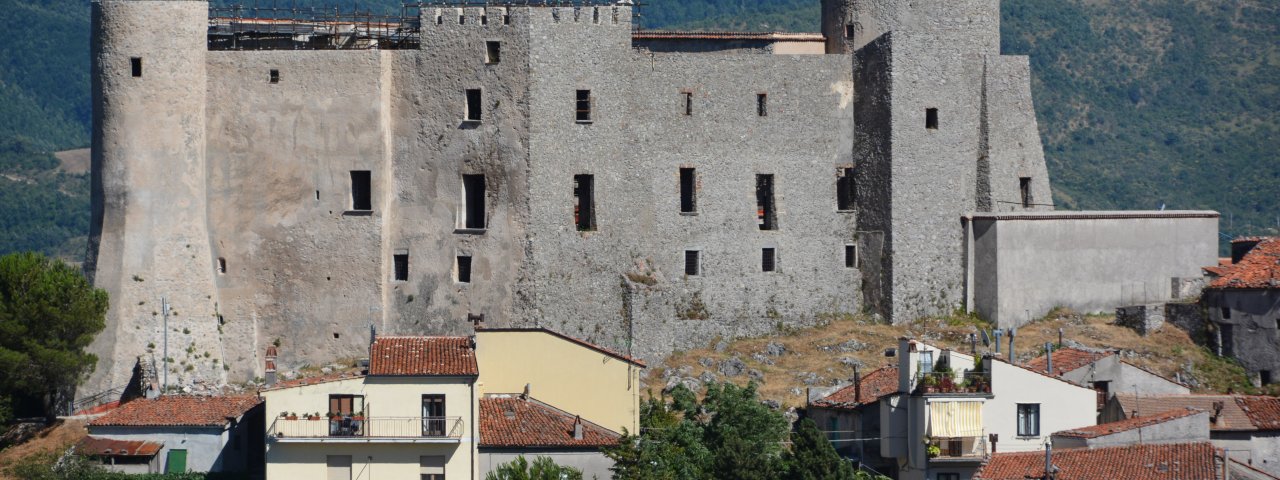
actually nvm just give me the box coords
[926,444,941,458]
[285,413,298,421]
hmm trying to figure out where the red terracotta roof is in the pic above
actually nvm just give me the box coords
[975,442,1221,480]
[1055,408,1201,438]
[75,436,163,457]
[632,30,825,41]
[1025,348,1113,376]
[811,367,899,409]
[476,327,646,367]
[369,336,478,376]
[90,395,261,428]
[259,371,366,392]
[1207,237,1280,289]
[1236,396,1280,430]
[479,396,620,448]
[1113,394,1266,432]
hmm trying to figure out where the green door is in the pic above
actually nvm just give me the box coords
[165,449,187,474]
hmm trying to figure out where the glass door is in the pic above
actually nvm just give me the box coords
[422,395,445,436]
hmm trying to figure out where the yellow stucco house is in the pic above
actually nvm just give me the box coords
[259,328,643,480]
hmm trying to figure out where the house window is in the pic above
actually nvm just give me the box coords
[1020,177,1032,208]
[465,89,482,122]
[461,174,486,229]
[217,257,226,274]
[350,171,372,211]
[837,167,855,211]
[926,108,939,130]
[762,248,776,272]
[329,394,365,416]
[756,174,777,231]
[845,245,858,269]
[683,91,693,116]
[326,455,351,480]
[485,41,501,64]
[920,351,933,373]
[1262,371,1273,386]
[826,416,839,442]
[844,24,855,38]
[1017,404,1040,437]
[679,167,697,213]
[576,89,593,123]
[269,69,279,84]
[130,57,142,77]
[420,455,446,480]
[1222,307,1232,319]
[757,93,768,117]
[574,174,596,231]
[684,250,700,276]
[422,395,446,436]
[393,253,409,281]
[456,256,472,283]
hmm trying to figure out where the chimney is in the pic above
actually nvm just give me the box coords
[994,329,1004,354]
[573,416,584,440]
[522,383,531,400]
[369,324,377,346]
[1045,343,1054,374]
[504,403,516,420]
[853,365,862,402]
[264,346,278,386]
[1212,401,1225,426]
[989,433,998,453]
[1045,441,1054,479]
[469,313,485,329]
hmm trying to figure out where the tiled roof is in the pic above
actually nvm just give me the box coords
[90,395,261,428]
[75,436,163,457]
[1207,237,1280,289]
[1236,396,1280,430]
[1055,408,1200,438]
[1113,394,1265,432]
[369,336,479,376]
[476,327,646,367]
[259,371,365,392]
[1025,348,1113,376]
[632,30,825,41]
[975,442,1220,480]
[479,396,620,448]
[811,367,899,409]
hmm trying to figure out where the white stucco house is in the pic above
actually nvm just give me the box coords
[84,395,264,474]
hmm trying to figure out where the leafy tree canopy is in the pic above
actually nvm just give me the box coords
[484,455,583,480]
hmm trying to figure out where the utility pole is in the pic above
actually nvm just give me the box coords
[162,297,169,393]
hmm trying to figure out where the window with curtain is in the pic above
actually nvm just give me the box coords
[1017,403,1040,437]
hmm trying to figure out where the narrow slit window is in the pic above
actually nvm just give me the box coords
[485,41,501,64]
[465,89,482,122]
[481,15,488,25]
[575,90,593,123]
[756,174,777,231]
[130,57,142,77]
[845,24,855,38]
[456,256,472,283]
[1222,307,1232,320]
[350,170,372,211]
[845,245,858,268]
[757,93,768,117]
[679,167,697,213]
[574,174,596,231]
[926,108,939,130]
[436,14,443,25]
[459,14,466,24]
[593,7,600,24]
[683,92,693,116]
[269,69,279,84]
[1019,177,1032,208]
[503,14,511,25]
[684,250,700,276]
[837,167,855,211]
[393,253,409,281]
[1263,370,1273,386]
[462,174,486,229]
[217,257,227,274]
[762,248,776,272]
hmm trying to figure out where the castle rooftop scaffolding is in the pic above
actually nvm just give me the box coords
[209,1,421,50]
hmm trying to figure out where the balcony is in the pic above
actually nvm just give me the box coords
[927,435,988,464]
[914,371,992,396]
[268,416,464,443]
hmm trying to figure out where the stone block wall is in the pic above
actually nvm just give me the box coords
[1116,303,1166,336]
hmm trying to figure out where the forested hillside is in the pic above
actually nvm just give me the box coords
[1,0,1276,261]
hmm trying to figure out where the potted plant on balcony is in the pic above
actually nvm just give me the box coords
[926,443,942,459]
[921,373,938,393]
[352,410,364,421]
[308,412,324,421]
[285,412,298,421]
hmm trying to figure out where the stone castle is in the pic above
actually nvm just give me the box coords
[83,0,1059,396]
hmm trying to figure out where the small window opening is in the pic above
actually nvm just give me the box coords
[456,256,473,283]
[130,57,142,77]
[459,14,466,24]
[684,250,700,276]
[481,15,488,25]
[333,332,340,339]
[756,174,777,231]
[926,108,939,130]
[837,167,855,211]
[1222,307,1232,319]
[762,248,776,272]
[503,14,511,25]
[269,69,279,84]
[683,92,693,116]
[845,25,855,38]
[465,89,482,122]
[1019,177,1033,208]
[575,89,593,123]
[574,174,596,231]
[485,41,501,64]
[436,14,443,25]
[593,7,600,24]
[757,93,768,117]
[393,253,409,281]
[217,257,227,274]
[845,245,858,268]
[462,174,486,229]
[350,170,372,211]
[1263,370,1273,386]
[315,190,320,200]
[679,167,697,213]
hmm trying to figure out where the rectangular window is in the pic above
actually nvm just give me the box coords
[575,89,593,123]
[217,257,227,274]
[756,174,777,231]
[328,394,365,416]
[459,14,466,24]
[422,394,446,436]
[456,256,472,283]
[574,174,596,231]
[350,171,372,211]
[1017,404,1040,437]
[926,108,939,130]
[326,455,351,480]
[1020,177,1032,208]
[684,250,700,276]
[679,167,697,213]
[762,248,776,272]
[1222,307,1232,319]
[480,14,488,25]
[393,253,409,281]
[485,41,501,64]
[1263,371,1273,386]
[837,167,855,211]
[845,245,858,268]
[269,69,279,84]
[465,89,482,122]
[436,14,443,25]
[845,24,855,38]
[757,93,768,117]
[130,57,142,77]
[503,13,511,25]
[683,91,693,116]
[420,455,446,480]
[462,174,486,229]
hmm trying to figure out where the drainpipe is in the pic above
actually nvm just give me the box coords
[1045,441,1053,479]
[853,366,861,402]
[1045,343,1054,374]
[994,329,1003,355]
[1008,329,1016,364]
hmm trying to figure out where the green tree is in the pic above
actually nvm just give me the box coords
[702,382,789,479]
[0,252,108,419]
[607,391,712,480]
[484,455,583,480]
[784,418,857,480]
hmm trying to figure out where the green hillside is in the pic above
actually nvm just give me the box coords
[1,0,1276,261]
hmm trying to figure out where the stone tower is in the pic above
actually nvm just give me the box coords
[86,0,223,397]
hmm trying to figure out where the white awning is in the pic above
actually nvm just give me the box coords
[928,401,983,438]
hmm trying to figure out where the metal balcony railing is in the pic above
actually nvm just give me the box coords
[929,434,988,461]
[269,416,464,439]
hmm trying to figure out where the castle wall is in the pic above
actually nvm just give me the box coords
[981,55,1053,213]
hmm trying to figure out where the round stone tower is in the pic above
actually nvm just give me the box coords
[84,0,223,400]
